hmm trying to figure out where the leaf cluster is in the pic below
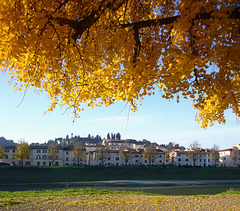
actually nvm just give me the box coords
[0,0,239,127]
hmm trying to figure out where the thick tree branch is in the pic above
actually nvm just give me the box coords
[54,3,239,42]
[121,7,240,30]
[55,0,127,41]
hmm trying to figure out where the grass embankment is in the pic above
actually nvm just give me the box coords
[0,188,239,210]
[0,166,240,184]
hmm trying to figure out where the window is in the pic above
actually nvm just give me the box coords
[178,159,181,162]
[13,149,15,153]
[25,161,31,166]
[37,162,40,166]
[43,150,47,153]
[43,162,46,166]
[199,159,202,162]
[5,155,8,159]
[66,152,68,155]
[66,157,69,161]
[159,155,161,158]
[136,160,138,163]
[116,157,119,161]
[5,150,9,153]
[36,155,41,159]
[108,157,111,161]
[37,150,41,153]
[42,155,47,159]
[186,159,189,162]
[55,162,59,166]
[135,155,138,158]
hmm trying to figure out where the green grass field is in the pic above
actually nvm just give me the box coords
[0,188,239,210]
[0,166,239,184]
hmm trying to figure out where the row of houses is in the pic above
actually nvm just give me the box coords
[1,140,240,167]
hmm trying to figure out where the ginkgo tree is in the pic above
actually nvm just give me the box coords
[0,0,239,127]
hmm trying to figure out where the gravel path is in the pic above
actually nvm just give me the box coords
[1,194,240,211]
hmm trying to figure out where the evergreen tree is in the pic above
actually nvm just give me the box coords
[116,133,121,140]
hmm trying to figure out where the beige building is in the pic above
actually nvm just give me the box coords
[3,142,238,168]
[166,150,214,167]
[2,145,86,166]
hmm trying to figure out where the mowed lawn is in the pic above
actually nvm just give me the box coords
[0,166,240,184]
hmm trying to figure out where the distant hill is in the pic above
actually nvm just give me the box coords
[0,137,16,147]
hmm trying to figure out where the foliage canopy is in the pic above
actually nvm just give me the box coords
[0,0,239,127]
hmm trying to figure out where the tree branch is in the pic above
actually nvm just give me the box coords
[55,0,127,41]
[54,4,239,42]
[121,7,240,30]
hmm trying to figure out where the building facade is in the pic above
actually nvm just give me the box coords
[2,142,239,168]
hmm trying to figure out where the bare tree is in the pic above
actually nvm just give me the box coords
[143,144,157,166]
[72,143,85,165]
[119,142,133,166]
[96,144,109,166]
[210,144,220,167]
[187,141,202,167]
[48,143,59,166]
[230,147,240,167]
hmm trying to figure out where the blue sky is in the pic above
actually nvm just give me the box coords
[0,72,239,150]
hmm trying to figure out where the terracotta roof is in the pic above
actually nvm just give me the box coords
[176,151,210,154]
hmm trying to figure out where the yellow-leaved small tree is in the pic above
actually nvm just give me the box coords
[13,141,30,166]
[0,145,4,159]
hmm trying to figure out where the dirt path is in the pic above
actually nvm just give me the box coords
[2,180,240,188]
